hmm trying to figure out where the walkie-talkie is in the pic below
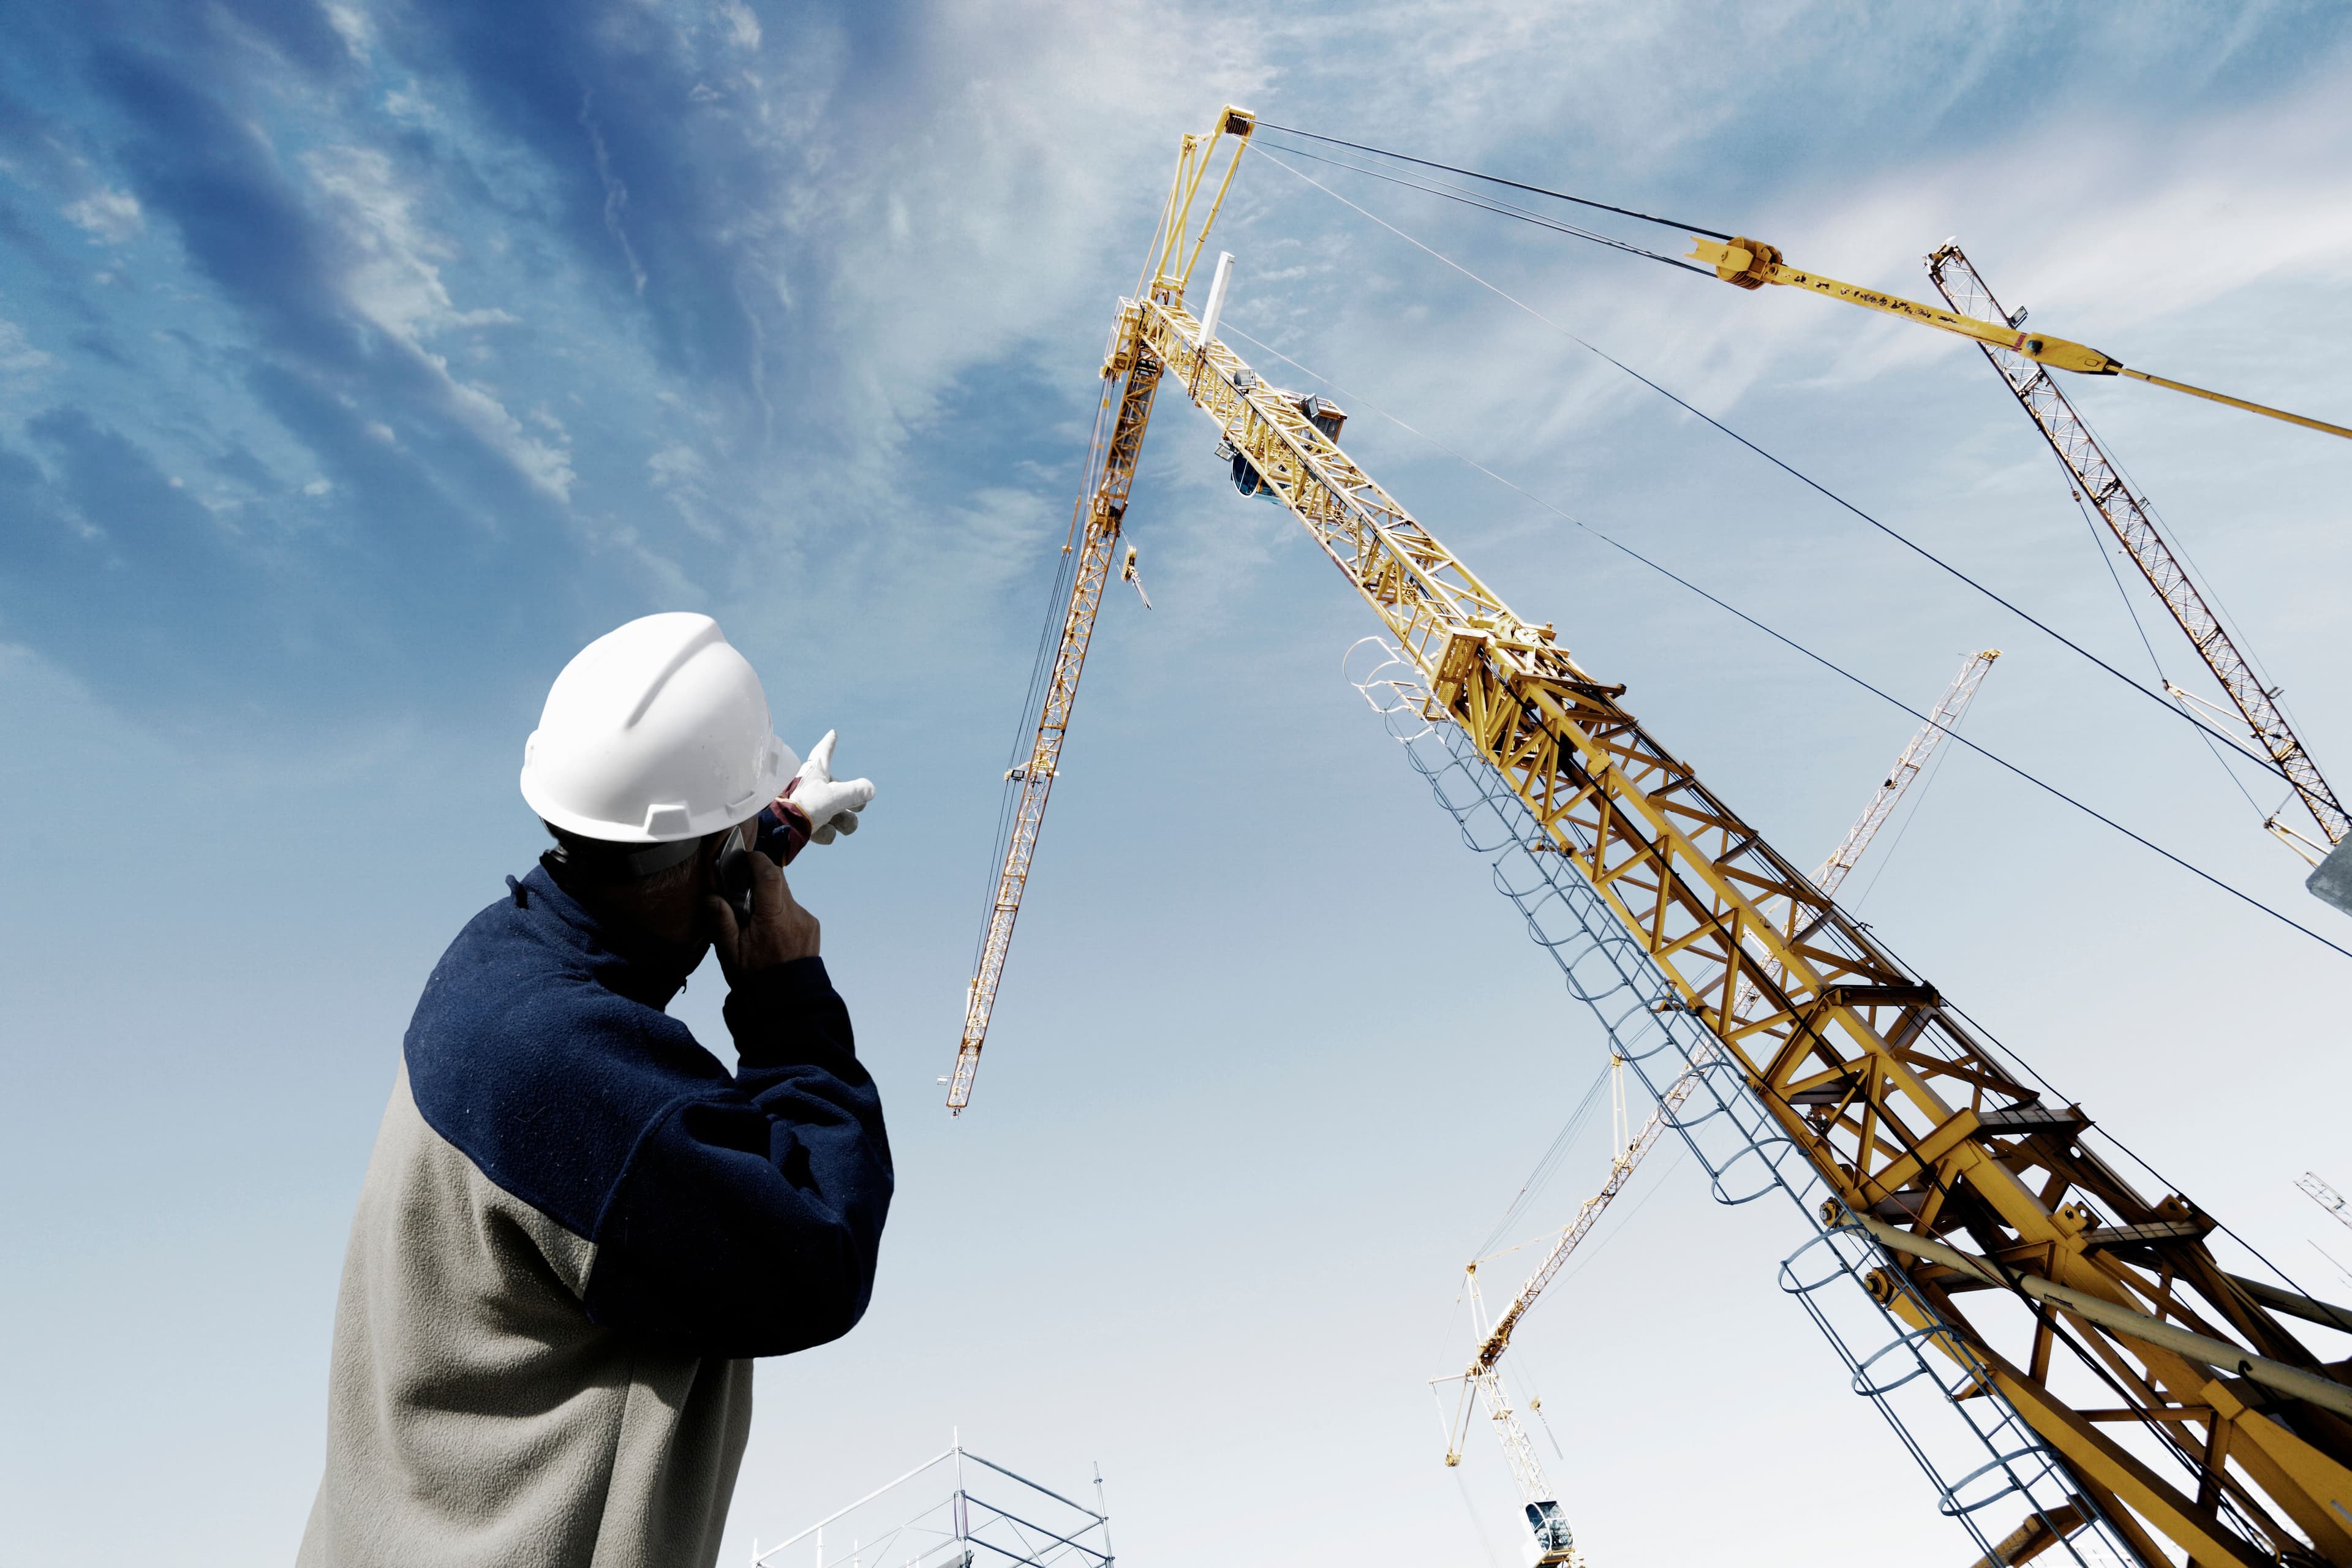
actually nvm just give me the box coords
[717,791,813,923]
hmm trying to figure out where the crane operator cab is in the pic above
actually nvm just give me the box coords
[1523,1499,1577,1567]
[1218,393,1347,500]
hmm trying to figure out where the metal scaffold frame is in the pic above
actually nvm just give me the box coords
[751,1440,1114,1568]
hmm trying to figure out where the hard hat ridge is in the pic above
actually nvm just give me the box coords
[520,612,798,845]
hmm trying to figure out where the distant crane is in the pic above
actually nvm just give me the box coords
[2302,1174,2352,1234]
[1923,241,2347,868]
[1441,650,2000,1561]
[1731,648,1999,1021]
[1800,650,2001,899]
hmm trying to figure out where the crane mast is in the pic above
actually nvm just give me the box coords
[1924,241,2348,862]
[971,107,2352,1563]
[1447,649,1999,1547]
[1455,1341,1580,1567]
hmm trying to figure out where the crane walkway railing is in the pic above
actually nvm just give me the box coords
[1348,640,2133,1568]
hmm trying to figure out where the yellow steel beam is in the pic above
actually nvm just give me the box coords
[1687,236,2352,441]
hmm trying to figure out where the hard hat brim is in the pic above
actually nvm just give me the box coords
[522,737,797,843]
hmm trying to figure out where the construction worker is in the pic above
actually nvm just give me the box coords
[300,612,892,1568]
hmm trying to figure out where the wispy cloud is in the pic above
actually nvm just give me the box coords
[0,0,2345,745]
[301,143,572,497]
[0,315,52,372]
[62,184,142,242]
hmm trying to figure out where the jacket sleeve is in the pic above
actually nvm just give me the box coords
[580,957,893,1358]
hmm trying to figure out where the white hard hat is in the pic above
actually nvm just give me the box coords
[521,612,798,843]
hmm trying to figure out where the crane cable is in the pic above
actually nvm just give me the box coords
[1254,125,2352,443]
[1251,148,2300,788]
[1252,137,1715,279]
[1255,120,1733,243]
[1221,321,2352,963]
[1474,1059,1614,1258]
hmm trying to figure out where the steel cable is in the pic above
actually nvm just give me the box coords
[1254,119,1735,241]
[1224,322,2352,962]
[1252,148,2297,785]
[1253,137,1714,277]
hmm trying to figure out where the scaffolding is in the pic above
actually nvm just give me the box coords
[751,1439,1114,1568]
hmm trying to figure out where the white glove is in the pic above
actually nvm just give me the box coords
[790,730,875,845]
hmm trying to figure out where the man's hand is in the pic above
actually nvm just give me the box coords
[790,730,875,845]
[704,844,820,984]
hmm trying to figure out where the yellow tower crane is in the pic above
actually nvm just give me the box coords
[956,104,2352,1566]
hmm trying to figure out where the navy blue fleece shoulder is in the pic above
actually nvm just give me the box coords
[402,866,892,1357]
[403,867,726,1238]
[584,962,892,1355]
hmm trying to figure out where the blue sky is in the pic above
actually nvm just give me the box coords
[6,3,2352,1564]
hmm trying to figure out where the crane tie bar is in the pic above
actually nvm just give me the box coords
[1690,236,2352,442]
[1253,125,2352,442]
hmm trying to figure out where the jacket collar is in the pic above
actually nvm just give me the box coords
[518,862,704,1011]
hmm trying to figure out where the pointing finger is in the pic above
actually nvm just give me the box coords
[805,729,839,780]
